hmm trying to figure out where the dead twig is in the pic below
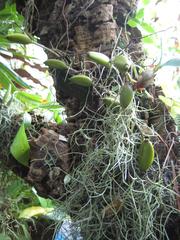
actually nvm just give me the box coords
[162,138,174,170]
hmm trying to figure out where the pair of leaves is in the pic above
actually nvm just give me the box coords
[128,17,155,33]
[128,6,155,33]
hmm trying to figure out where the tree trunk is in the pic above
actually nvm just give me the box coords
[17,0,144,197]
[16,0,180,239]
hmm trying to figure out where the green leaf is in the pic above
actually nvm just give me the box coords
[140,22,155,33]
[136,8,144,19]
[46,91,54,102]
[0,62,31,89]
[142,36,154,44]
[38,102,62,110]
[0,3,24,34]
[141,22,155,33]
[15,92,61,111]
[143,0,151,5]
[19,206,54,219]
[37,195,54,208]
[10,123,30,166]
[15,91,45,107]
[127,18,140,28]
[32,187,55,208]
[161,58,180,68]
[0,68,16,91]
[0,3,16,17]
[53,110,63,124]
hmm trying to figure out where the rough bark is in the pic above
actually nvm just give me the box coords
[19,0,141,57]
[16,0,144,198]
